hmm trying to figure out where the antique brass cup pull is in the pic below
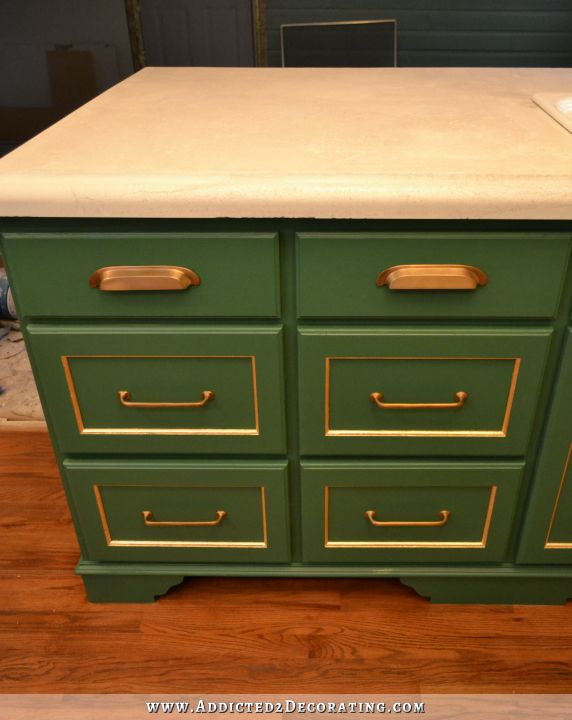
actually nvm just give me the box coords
[376,264,488,291]
[142,510,227,527]
[365,509,451,528]
[118,389,214,409]
[370,391,468,410]
[89,265,200,291]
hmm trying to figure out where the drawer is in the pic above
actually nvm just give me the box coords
[2,232,280,318]
[297,232,570,319]
[301,461,524,563]
[27,325,286,454]
[299,327,552,456]
[64,459,290,563]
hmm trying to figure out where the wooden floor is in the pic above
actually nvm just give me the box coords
[2,431,572,694]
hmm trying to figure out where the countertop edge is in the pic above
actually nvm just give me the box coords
[1,174,572,221]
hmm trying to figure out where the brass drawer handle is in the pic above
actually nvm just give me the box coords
[365,509,451,528]
[142,510,227,527]
[376,264,488,291]
[118,389,214,408]
[370,391,468,410]
[89,265,201,291]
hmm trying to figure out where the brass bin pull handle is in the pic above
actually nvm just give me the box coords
[376,264,488,291]
[370,391,468,410]
[118,389,214,409]
[365,509,451,528]
[89,265,201,291]
[142,510,227,527]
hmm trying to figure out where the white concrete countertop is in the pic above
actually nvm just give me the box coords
[0,67,571,220]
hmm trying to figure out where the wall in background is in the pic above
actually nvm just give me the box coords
[0,0,134,154]
[140,0,256,67]
[264,0,572,67]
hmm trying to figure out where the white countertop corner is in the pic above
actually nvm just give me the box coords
[0,66,571,220]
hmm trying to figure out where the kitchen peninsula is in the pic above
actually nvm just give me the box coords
[1,67,572,603]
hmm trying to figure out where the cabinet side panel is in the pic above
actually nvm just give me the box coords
[518,328,572,563]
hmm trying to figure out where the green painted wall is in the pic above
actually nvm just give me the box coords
[265,0,572,67]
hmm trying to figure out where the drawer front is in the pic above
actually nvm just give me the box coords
[297,232,570,319]
[299,328,552,456]
[302,461,524,563]
[27,325,286,454]
[2,232,280,318]
[64,460,290,563]
[518,329,572,564]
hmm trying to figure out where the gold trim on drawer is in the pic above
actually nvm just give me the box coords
[545,443,572,549]
[93,485,268,548]
[61,355,260,436]
[324,485,497,549]
[324,356,520,438]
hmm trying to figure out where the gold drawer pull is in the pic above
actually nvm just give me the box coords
[376,264,488,291]
[142,510,227,527]
[366,509,451,528]
[118,389,214,409]
[89,265,201,291]
[370,391,468,410]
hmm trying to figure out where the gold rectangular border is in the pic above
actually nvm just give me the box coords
[324,356,521,438]
[324,484,497,549]
[62,355,260,436]
[94,484,268,549]
[545,442,572,549]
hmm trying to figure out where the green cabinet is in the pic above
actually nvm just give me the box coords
[64,459,290,563]
[301,461,524,564]
[299,327,552,456]
[26,324,286,455]
[2,232,281,319]
[297,233,570,320]
[518,329,572,563]
[3,221,572,604]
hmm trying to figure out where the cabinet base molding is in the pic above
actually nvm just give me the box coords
[77,560,572,605]
[80,570,185,603]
